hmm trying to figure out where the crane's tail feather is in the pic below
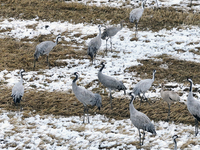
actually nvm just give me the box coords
[90,94,102,110]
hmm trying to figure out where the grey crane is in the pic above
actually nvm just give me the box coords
[129,92,156,146]
[172,135,178,150]
[87,25,102,65]
[98,62,127,109]
[133,70,156,106]
[34,34,62,69]
[129,0,146,37]
[11,69,25,110]
[160,83,180,121]
[101,20,124,53]
[187,78,200,136]
[72,72,102,123]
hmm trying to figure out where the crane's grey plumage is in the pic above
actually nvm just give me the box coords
[187,78,200,136]
[87,25,102,64]
[133,70,156,106]
[34,34,61,69]
[172,135,178,150]
[98,62,127,109]
[129,92,156,146]
[161,83,180,121]
[129,0,146,37]
[101,20,124,53]
[11,69,25,108]
[72,72,102,123]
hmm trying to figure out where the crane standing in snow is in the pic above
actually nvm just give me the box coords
[129,92,156,146]
[133,70,156,106]
[98,62,127,109]
[160,83,180,121]
[129,0,146,37]
[11,69,25,110]
[87,25,102,65]
[34,34,62,69]
[101,20,124,53]
[72,72,102,123]
[187,78,200,136]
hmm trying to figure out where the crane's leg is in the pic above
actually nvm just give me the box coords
[195,118,198,136]
[110,37,113,53]
[83,106,86,123]
[109,89,113,109]
[105,38,109,53]
[87,106,90,123]
[142,130,145,145]
[46,56,50,69]
[138,93,143,106]
[34,59,36,69]
[135,22,138,38]
[167,103,171,121]
[156,0,159,7]
[143,93,151,105]
[138,129,142,146]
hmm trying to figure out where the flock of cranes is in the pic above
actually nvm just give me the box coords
[9,0,198,149]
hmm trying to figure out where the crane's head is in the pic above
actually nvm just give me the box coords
[172,135,178,140]
[153,70,156,73]
[98,25,101,29]
[100,62,105,66]
[20,69,25,74]
[187,78,193,84]
[73,72,79,76]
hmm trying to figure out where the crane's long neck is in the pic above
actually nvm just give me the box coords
[20,72,23,83]
[73,74,78,83]
[173,139,177,150]
[99,64,105,72]
[189,81,192,93]
[98,27,101,37]
[55,37,60,45]
[129,96,137,114]
[152,72,155,81]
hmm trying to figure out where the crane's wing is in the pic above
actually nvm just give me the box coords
[36,41,56,55]
[188,99,200,121]
[11,82,24,98]
[168,91,180,102]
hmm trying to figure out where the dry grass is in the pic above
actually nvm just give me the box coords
[0,0,200,32]
[0,85,195,125]
[125,54,200,84]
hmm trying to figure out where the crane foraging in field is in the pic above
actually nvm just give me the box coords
[87,25,102,65]
[187,78,200,136]
[101,20,124,53]
[72,72,102,123]
[129,0,146,37]
[129,92,156,146]
[160,83,180,121]
[133,70,156,106]
[34,34,62,69]
[11,69,25,110]
[98,62,127,109]
[172,135,178,150]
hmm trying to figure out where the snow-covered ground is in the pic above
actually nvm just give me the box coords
[0,0,200,149]
[0,110,199,150]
